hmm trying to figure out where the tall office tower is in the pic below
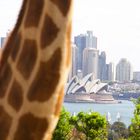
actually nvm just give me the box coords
[69,43,78,79]
[82,48,99,79]
[86,31,97,49]
[74,31,98,71]
[98,51,107,81]
[133,72,140,81]
[116,58,133,82]
[74,34,86,70]
[108,62,115,81]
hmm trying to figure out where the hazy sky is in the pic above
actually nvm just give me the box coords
[0,0,140,71]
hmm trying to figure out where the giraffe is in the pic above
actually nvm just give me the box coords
[0,0,73,140]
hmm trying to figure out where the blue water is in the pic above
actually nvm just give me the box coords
[63,100,135,127]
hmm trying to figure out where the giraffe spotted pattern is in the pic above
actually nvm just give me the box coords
[14,113,48,140]
[8,80,23,111]
[51,0,71,16]
[24,0,44,27]
[54,86,64,116]
[0,63,12,98]
[0,0,73,139]
[28,48,61,102]
[41,15,59,48]
[17,39,37,79]
[11,33,22,61]
[0,106,12,140]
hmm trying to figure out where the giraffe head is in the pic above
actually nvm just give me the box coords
[0,0,73,139]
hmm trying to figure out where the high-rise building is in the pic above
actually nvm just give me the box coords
[86,31,97,49]
[108,62,115,81]
[98,51,107,81]
[74,31,98,71]
[82,48,99,79]
[133,72,140,82]
[116,58,133,82]
[69,44,78,79]
[74,34,86,70]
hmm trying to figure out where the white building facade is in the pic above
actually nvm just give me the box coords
[116,58,133,82]
[69,43,78,79]
[108,62,115,81]
[86,31,97,49]
[82,48,99,79]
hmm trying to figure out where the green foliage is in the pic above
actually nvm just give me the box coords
[129,103,140,139]
[132,97,140,105]
[52,107,73,140]
[70,111,108,140]
[108,121,129,140]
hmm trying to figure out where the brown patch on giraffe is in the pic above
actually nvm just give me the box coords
[14,113,48,140]
[54,86,64,116]
[17,39,37,79]
[0,63,12,98]
[0,0,27,68]
[8,80,23,111]
[27,48,61,102]
[66,23,72,67]
[11,33,22,61]
[24,0,44,27]
[0,106,12,140]
[51,0,71,16]
[41,14,59,48]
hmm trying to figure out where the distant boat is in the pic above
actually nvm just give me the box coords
[116,112,121,121]
[118,100,122,103]
[72,112,76,117]
[106,112,111,122]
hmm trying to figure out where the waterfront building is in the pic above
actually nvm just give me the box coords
[82,47,99,79]
[85,31,97,49]
[74,34,86,71]
[116,58,133,82]
[65,73,116,103]
[133,71,140,82]
[108,62,115,81]
[74,31,98,71]
[69,43,78,79]
[66,73,107,94]
[98,51,107,81]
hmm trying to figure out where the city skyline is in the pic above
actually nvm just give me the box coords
[1,0,140,71]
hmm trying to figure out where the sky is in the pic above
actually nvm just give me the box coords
[0,0,140,71]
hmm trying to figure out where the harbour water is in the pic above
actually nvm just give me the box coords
[63,100,135,127]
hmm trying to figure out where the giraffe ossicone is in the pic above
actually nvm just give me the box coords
[0,0,73,139]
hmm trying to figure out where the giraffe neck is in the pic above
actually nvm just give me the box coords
[0,0,73,140]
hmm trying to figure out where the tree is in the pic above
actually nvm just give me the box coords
[70,111,108,140]
[129,103,140,139]
[132,97,140,105]
[52,108,73,140]
[109,121,129,140]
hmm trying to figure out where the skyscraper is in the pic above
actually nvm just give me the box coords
[69,43,78,79]
[108,62,115,81]
[74,31,98,71]
[82,48,99,79]
[98,51,107,81]
[74,34,86,70]
[86,31,97,49]
[133,72,140,82]
[116,58,133,82]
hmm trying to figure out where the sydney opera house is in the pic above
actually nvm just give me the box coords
[65,73,117,103]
